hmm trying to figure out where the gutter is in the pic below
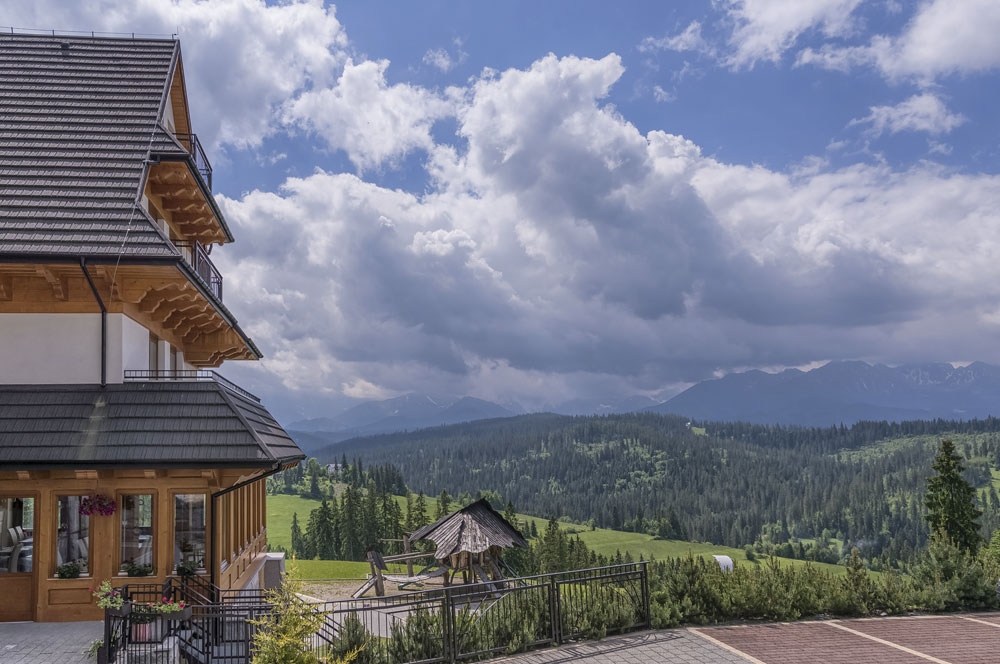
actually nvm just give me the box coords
[79,258,107,387]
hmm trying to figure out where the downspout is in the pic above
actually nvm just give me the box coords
[209,462,283,592]
[80,258,107,387]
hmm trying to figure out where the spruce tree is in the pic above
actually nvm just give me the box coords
[413,492,429,529]
[924,439,982,552]
[436,490,452,520]
[290,512,305,559]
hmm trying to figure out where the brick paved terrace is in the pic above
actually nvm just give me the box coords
[4,613,1000,663]
[0,620,103,664]
[501,614,1000,664]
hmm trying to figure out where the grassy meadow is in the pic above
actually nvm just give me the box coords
[267,493,854,579]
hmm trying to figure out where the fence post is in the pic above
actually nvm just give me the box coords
[549,577,562,645]
[442,587,456,663]
[640,561,651,629]
[98,608,110,664]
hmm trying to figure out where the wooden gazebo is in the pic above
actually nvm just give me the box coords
[359,498,527,597]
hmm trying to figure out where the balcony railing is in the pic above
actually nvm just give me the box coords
[173,240,223,301]
[123,369,260,402]
[174,132,213,191]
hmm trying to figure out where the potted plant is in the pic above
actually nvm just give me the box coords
[92,580,130,616]
[128,603,161,642]
[175,560,198,578]
[122,561,153,577]
[56,561,82,579]
[79,494,116,517]
[151,597,192,621]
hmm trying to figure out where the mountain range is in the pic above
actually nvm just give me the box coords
[287,361,1000,452]
[287,394,519,452]
[649,360,1000,426]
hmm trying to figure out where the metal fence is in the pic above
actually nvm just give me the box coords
[101,562,649,664]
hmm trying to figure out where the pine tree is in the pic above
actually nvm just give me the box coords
[503,501,518,529]
[404,490,415,533]
[436,490,452,520]
[924,439,982,552]
[290,512,305,559]
[413,492,429,529]
[340,485,363,561]
[540,517,566,573]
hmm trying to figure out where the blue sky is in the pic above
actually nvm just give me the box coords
[7,0,1000,422]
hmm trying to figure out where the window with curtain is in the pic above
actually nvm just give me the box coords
[174,494,206,570]
[120,494,154,571]
[55,496,89,575]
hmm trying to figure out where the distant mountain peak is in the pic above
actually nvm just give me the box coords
[648,360,1000,427]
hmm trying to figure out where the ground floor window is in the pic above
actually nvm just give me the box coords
[120,494,154,573]
[55,496,89,576]
[174,494,206,571]
[0,497,33,573]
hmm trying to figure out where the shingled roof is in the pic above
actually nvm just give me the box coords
[0,380,304,469]
[411,499,528,560]
[0,33,198,258]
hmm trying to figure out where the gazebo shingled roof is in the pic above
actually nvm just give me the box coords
[410,498,528,560]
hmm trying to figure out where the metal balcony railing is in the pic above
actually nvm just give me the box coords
[123,370,260,402]
[173,240,223,301]
[174,132,213,191]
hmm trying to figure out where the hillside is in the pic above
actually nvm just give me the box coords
[265,494,852,579]
[321,413,1000,563]
[649,360,1000,426]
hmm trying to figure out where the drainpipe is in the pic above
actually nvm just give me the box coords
[209,462,283,593]
[80,258,107,387]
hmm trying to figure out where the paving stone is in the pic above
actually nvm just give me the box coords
[494,630,754,663]
[0,621,103,664]
[844,615,1000,663]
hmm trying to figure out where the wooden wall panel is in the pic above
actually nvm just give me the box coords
[0,470,270,622]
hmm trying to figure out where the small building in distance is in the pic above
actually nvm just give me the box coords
[0,32,303,622]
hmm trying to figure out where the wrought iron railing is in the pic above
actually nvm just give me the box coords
[175,132,213,190]
[173,240,223,301]
[101,563,649,664]
[123,369,261,403]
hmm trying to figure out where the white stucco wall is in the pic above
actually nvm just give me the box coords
[122,314,150,374]
[0,313,125,384]
[0,313,199,384]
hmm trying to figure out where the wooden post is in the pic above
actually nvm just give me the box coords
[367,551,385,596]
[403,535,413,577]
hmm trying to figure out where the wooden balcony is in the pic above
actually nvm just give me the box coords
[174,240,223,301]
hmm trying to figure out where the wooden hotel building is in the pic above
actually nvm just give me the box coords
[0,32,304,621]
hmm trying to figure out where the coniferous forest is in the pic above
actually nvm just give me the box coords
[303,413,1000,568]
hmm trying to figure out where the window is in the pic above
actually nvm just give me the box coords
[174,494,206,571]
[55,496,89,576]
[0,497,33,574]
[120,494,154,572]
[148,332,160,373]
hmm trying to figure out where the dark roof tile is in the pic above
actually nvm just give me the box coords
[0,33,180,258]
[0,382,304,469]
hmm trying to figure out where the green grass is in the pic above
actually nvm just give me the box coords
[268,494,856,578]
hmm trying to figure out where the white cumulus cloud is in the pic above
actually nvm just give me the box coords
[850,93,966,136]
[283,58,453,171]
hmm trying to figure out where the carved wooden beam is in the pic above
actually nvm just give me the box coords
[35,266,67,300]
[150,183,198,197]
[0,275,11,301]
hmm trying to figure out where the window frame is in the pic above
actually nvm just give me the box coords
[170,491,208,574]
[51,494,92,579]
[115,491,157,576]
[0,492,38,578]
